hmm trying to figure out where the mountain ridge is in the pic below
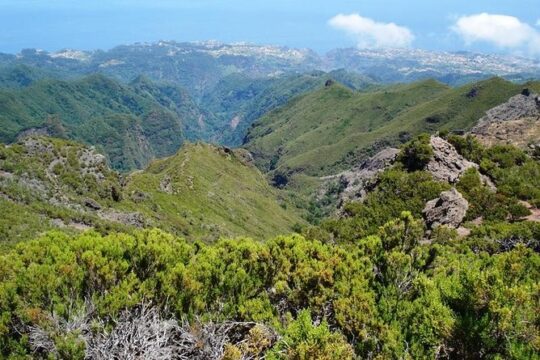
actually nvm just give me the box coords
[0,136,305,245]
[1,41,539,95]
[0,73,207,170]
[243,77,539,190]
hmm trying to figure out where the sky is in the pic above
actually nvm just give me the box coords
[0,0,539,57]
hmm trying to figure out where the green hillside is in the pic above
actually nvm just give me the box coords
[0,137,127,247]
[0,67,381,168]
[0,74,201,170]
[244,79,449,177]
[0,137,304,246]
[1,82,540,358]
[119,142,305,240]
[0,64,60,88]
[245,77,536,186]
[129,75,222,141]
[2,136,539,359]
[201,70,376,146]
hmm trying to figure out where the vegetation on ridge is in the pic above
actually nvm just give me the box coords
[0,73,199,170]
[245,77,540,190]
[119,142,306,241]
[0,137,305,246]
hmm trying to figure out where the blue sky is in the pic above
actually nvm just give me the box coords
[1,0,539,57]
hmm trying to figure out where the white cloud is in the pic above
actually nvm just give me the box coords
[452,13,540,55]
[329,13,414,48]
[536,19,540,27]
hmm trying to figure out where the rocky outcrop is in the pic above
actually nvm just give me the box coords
[321,148,400,204]
[426,136,478,183]
[232,148,255,167]
[321,137,480,208]
[0,137,139,237]
[160,175,173,194]
[98,210,146,228]
[471,92,540,148]
[130,190,150,202]
[22,137,110,182]
[423,188,469,229]
[84,198,102,211]
[21,137,54,155]
[16,127,52,141]
[359,148,401,172]
[78,148,108,181]
[475,92,540,125]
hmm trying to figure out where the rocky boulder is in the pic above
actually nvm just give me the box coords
[159,175,173,194]
[360,148,401,172]
[98,210,146,228]
[321,148,400,205]
[474,92,540,126]
[84,198,102,211]
[426,136,478,183]
[471,92,540,148]
[423,188,469,229]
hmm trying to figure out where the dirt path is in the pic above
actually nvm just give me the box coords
[526,207,540,222]
[180,151,190,170]
[520,201,540,222]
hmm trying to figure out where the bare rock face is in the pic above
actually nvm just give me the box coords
[84,198,102,211]
[21,137,54,156]
[321,148,400,205]
[426,136,478,183]
[98,210,146,228]
[360,148,401,172]
[423,188,469,229]
[474,92,540,125]
[471,92,540,148]
[78,147,108,181]
[159,175,173,194]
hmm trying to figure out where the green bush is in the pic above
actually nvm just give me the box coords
[0,217,537,358]
[325,168,448,242]
[1,135,540,358]
[267,310,354,360]
[456,168,530,221]
[447,134,485,163]
[398,133,434,171]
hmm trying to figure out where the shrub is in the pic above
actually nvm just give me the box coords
[447,134,484,163]
[267,310,354,360]
[438,129,449,139]
[398,133,433,171]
